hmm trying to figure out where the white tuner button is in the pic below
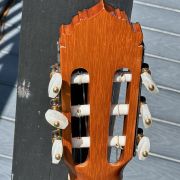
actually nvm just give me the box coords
[141,63,159,93]
[137,136,150,160]
[45,109,68,129]
[48,72,62,98]
[140,97,152,128]
[52,139,63,164]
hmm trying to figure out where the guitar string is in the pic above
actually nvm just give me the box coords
[79,70,86,163]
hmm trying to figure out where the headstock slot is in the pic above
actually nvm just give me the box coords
[108,68,130,163]
[71,68,89,164]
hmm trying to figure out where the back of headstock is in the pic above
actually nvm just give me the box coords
[45,1,159,179]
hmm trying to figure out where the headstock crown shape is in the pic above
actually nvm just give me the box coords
[59,1,143,180]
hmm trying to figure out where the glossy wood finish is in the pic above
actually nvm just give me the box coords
[60,1,143,179]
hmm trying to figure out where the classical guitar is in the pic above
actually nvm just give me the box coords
[45,1,158,179]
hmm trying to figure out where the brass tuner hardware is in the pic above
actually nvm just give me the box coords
[145,118,152,125]
[54,121,60,128]
[142,151,149,157]
[52,129,61,143]
[53,86,59,93]
[50,97,61,111]
[55,153,61,160]
[148,84,155,91]
[51,105,61,111]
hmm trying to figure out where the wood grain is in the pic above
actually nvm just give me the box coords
[60,1,143,179]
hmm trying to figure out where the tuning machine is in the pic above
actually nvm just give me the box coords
[45,90,68,129]
[141,63,159,93]
[45,63,69,164]
[140,96,152,128]
[136,128,150,160]
[48,63,62,98]
[51,130,63,164]
[45,109,68,129]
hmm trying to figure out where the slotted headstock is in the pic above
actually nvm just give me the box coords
[45,1,159,179]
[60,1,142,179]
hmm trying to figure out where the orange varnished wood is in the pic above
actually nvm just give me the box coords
[59,1,143,179]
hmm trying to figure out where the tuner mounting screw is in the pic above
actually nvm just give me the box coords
[142,151,149,157]
[54,121,60,127]
[53,86,59,93]
[148,84,155,91]
[55,153,61,160]
[145,118,152,125]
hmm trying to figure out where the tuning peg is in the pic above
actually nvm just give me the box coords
[140,96,152,128]
[137,136,150,160]
[52,139,63,164]
[141,63,159,93]
[45,109,68,129]
[136,128,150,160]
[48,72,62,98]
[51,130,63,164]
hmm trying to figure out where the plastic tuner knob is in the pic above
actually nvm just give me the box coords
[141,63,159,93]
[45,109,68,129]
[48,72,62,98]
[52,139,63,164]
[137,136,150,160]
[140,96,152,128]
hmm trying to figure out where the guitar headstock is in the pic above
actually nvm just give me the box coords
[45,1,159,179]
